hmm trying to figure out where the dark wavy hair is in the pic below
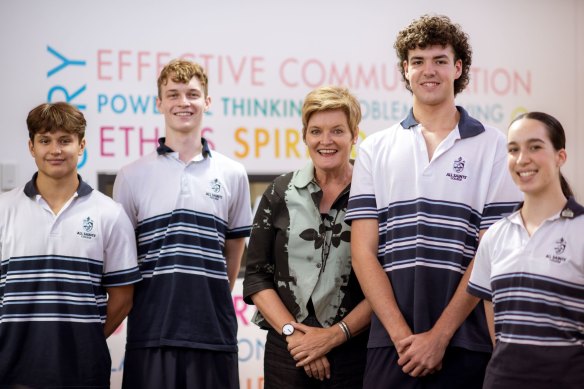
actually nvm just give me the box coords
[26,102,86,142]
[394,14,472,96]
[510,112,573,198]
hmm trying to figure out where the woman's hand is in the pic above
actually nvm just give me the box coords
[302,355,331,381]
[286,322,345,368]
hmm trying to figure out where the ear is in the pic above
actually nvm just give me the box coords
[556,148,567,167]
[204,95,212,112]
[28,139,35,157]
[79,138,86,156]
[403,60,410,80]
[454,59,463,80]
[352,128,359,145]
[156,97,162,112]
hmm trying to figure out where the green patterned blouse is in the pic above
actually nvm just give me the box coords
[243,161,365,328]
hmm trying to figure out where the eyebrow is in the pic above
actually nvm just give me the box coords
[410,54,450,61]
[165,88,201,94]
[507,138,545,145]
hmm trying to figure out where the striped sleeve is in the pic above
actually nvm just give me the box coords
[346,138,378,222]
[226,164,252,239]
[480,132,522,230]
[102,204,141,287]
[468,225,496,301]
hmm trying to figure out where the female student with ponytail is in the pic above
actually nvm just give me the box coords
[467,112,584,388]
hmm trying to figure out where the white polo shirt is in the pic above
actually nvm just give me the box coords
[468,197,584,384]
[113,138,252,352]
[346,106,521,352]
[0,174,141,387]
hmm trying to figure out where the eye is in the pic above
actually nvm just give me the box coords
[529,145,542,151]
[310,129,321,135]
[507,147,518,154]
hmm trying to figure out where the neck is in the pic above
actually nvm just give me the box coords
[521,185,567,229]
[35,172,79,214]
[412,101,459,133]
[314,161,352,213]
[314,162,352,187]
[165,130,203,162]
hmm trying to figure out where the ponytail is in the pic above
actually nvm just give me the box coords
[560,173,574,198]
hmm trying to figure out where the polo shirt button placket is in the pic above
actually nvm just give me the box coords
[180,172,190,195]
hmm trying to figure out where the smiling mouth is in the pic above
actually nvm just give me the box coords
[318,149,337,155]
[174,112,193,116]
[518,171,536,177]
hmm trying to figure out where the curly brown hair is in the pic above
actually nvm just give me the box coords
[394,14,472,96]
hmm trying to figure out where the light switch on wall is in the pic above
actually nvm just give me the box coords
[1,163,16,191]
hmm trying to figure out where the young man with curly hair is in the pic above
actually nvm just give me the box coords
[346,15,521,388]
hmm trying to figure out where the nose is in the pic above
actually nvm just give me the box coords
[516,149,530,165]
[320,131,333,144]
[179,94,190,106]
[422,62,436,76]
[50,142,62,154]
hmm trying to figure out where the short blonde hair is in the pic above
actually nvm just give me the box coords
[301,86,361,140]
[157,59,208,98]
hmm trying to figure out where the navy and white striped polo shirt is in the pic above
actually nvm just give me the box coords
[113,138,252,352]
[468,198,584,385]
[346,106,521,352]
[0,174,141,387]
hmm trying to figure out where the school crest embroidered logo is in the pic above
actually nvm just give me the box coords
[546,237,567,263]
[77,216,97,240]
[446,157,468,181]
[453,157,465,173]
[554,238,566,255]
[210,178,222,193]
[83,217,94,232]
[206,178,223,200]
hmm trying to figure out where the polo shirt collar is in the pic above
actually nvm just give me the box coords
[23,173,93,198]
[156,137,212,157]
[560,196,584,218]
[509,196,584,222]
[400,106,485,139]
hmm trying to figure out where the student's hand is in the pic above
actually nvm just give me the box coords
[396,329,448,377]
[287,322,343,367]
[391,325,414,358]
[303,355,331,381]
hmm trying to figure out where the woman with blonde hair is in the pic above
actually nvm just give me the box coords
[244,86,371,388]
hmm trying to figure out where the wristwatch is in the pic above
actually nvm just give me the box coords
[282,323,295,336]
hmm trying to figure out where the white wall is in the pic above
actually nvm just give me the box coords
[1,0,582,197]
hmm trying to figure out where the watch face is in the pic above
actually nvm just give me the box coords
[282,323,294,336]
